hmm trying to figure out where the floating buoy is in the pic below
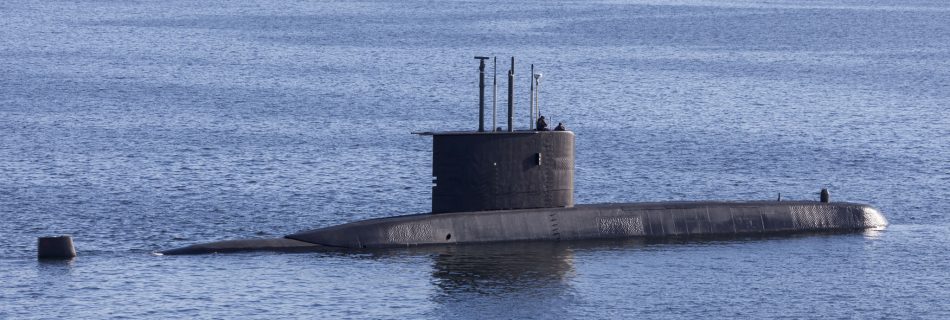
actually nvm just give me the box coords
[37,236,76,260]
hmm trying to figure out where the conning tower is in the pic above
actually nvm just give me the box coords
[429,131,574,213]
[423,56,573,213]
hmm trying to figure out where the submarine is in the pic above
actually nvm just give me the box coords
[161,57,888,255]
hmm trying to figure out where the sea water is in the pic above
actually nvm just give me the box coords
[1,0,948,318]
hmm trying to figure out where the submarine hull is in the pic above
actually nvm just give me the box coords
[159,238,326,255]
[285,201,887,249]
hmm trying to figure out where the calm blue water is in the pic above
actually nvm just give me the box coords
[2,0,948,318]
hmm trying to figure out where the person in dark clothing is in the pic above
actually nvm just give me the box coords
[554,122,566,131]
[536,116,548,131]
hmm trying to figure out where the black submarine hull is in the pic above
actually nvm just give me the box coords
[162,201,886,254]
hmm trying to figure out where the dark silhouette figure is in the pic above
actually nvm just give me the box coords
[554,122,566,131]
[536,116,548,131]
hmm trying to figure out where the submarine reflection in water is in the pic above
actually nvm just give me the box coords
[412,241,578,293]
[161,59,887,255]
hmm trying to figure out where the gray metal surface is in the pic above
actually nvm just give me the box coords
[285,201,888,248]
[431,131,574,213]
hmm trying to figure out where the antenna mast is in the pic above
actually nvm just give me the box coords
[492,57,497,132]
[507,57,514,132]
[475,56,489,132]
[530,64,535,129]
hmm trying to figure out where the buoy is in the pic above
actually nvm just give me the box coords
[37,236,76,260]
[820,188,830,203]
